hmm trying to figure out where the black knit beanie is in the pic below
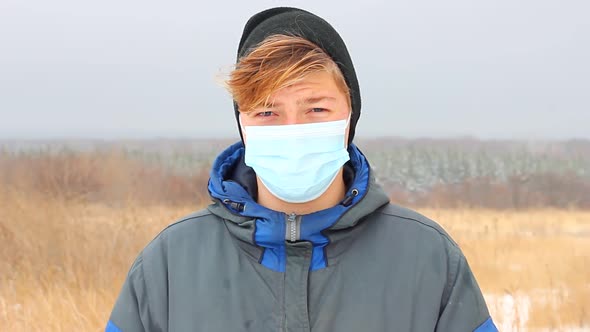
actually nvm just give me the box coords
[233,7,361,145]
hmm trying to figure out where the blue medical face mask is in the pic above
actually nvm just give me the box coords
[241,115,351,204]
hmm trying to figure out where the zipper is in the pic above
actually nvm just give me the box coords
[283,187,359,242]
[285,213,300,242]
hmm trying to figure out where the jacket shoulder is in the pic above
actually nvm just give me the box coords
[142,207,222,252]
[109,208,223,331]
[376,203,460,250]
[375,204,476,311]
[161,208,217,233]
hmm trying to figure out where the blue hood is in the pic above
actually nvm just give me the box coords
[207,141,374,272]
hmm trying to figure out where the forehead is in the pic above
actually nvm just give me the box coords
[269,71,343,100]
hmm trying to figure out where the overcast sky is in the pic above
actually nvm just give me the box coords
[1,0,588,140]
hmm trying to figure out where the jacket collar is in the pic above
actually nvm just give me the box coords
[207,140,388,234]
[207,141,390,270]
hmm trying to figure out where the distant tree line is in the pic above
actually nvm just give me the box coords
[1,138,589,209]
[358,138,590,208]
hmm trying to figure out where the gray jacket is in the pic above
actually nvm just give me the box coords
[107,142,497,332]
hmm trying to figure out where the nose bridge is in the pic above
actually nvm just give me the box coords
[283,105,303,125]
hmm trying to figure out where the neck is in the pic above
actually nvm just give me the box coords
[256,168,346,215]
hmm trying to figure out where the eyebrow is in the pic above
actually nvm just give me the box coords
[265,96,336,108]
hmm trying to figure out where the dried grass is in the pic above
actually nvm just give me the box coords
[422,208,590,329]
[1,192,588,330]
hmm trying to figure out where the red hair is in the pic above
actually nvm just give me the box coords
[226,34,350,113]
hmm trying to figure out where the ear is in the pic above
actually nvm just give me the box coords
[234,101,246,143]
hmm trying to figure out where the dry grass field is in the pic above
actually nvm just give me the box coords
[426,208,590,331]
[1,191,589,331]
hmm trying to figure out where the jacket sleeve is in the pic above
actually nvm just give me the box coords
[436,247,498,332]
[106,254,150,332]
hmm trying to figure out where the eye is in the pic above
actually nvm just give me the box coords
[256,111,274,117]
[311,108,327,113]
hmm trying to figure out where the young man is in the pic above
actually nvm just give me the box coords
[107,7,498,332]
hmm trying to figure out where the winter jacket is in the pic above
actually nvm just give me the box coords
[107,142,498,332]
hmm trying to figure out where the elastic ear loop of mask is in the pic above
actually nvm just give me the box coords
[239,113,248,135]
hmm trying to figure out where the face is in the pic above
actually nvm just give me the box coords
[240,71,351,143]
